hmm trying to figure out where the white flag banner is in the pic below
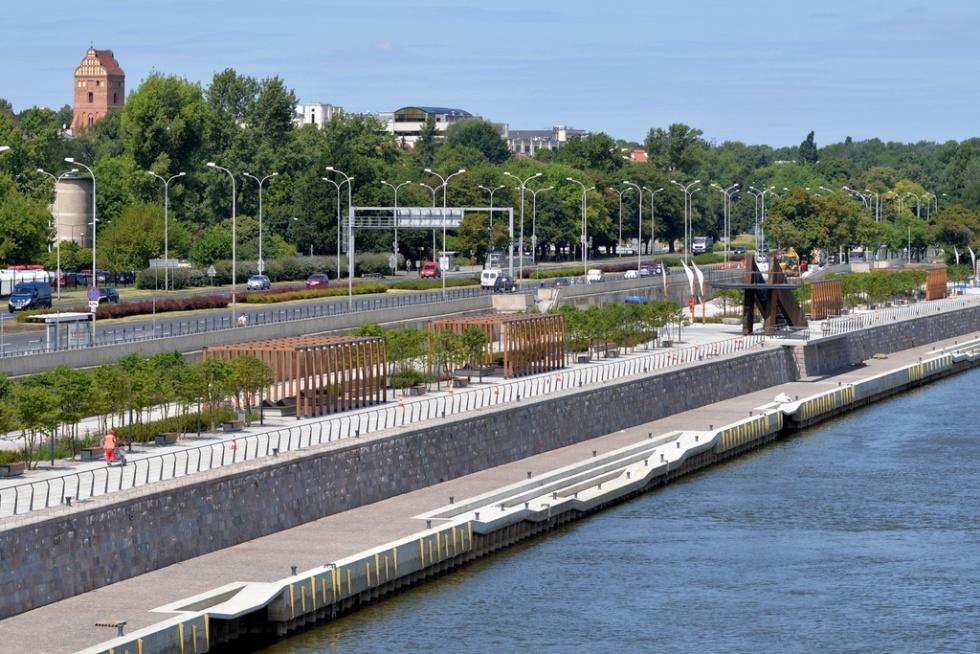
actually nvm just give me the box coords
[680,260,696,298]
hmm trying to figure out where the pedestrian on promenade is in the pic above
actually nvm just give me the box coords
[238,313,249,327]
[103,430,117,465]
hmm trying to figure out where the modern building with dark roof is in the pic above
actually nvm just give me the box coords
[71,47,125,134]
[385,106,474,147]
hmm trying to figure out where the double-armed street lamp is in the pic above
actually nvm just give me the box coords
[711,182,739,262]
[504,171,542,279]
[322,175,353,279]
[424,168,466,296]
[243,171,278,275]
[527,185,553,265]
[609,186,632,254]
[148,171,187,291]
[645,187,665,258]
[621,181,644,272]
[381,179,412,272]
[478,184,506,231]
[565,177,594,276]
[748,185,776,253]
[670,179,701,262]
[206,162,238,324]
[64,157,98,288]
[326,166,355,308]
[38,167,79,300]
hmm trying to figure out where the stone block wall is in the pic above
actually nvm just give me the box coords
[0,347,796,619]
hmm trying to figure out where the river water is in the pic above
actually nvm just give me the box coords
[261,368,980,654]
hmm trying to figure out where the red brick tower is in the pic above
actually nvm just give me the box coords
[71,47,125,134]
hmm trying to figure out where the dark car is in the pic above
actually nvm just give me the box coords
[8,282,53,313]
[98,287,120,304]
[551,277,571,288]
[306,273,329,288]
[639,264,654,277]
[113,270,136,285]
[493,274,518,293]
[733,246,747,255]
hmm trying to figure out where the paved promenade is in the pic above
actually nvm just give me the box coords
[0,324,747,519]
[0,333,971,654]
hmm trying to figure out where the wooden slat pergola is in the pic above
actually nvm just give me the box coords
[429,313,565,378]
[204,335,387,418]
[925,268,948,300]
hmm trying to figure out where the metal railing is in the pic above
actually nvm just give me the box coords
[0,332,764,517]
[818,295,980,338]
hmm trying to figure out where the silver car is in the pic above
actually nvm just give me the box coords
[246,274,271,290]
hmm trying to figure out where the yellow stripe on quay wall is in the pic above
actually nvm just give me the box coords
[191,624,198,654]
[204,615,210,647]
[393,547,399,574]
[138,640,144,654]
[289,584,295,619]
[178,623,185,654]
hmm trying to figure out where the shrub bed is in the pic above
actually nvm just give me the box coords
[16,294,230,322]
[243,283,388,304]
[391,278,480,290]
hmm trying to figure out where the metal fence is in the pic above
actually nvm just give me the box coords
[0,332,764,517]
[818,295,980,338]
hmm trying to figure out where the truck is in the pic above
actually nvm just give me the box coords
[692,236,714,254]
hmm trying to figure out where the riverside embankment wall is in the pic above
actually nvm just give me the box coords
[0,346,796,620]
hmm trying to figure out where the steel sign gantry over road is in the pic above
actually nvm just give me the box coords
[345,205,516,275]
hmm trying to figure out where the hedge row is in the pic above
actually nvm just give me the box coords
[391,278,480,290]
[243,283,389,304]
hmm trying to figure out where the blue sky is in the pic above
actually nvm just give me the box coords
[3,0,978,147]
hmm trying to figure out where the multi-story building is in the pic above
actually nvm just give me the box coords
[507,125,587,156]
[294,102,343,128]
[385,106,473,147]
[71,47,124,134]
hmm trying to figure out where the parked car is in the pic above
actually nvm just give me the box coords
[98,287,120,304]
[420,261,441,279]
[624,269,639,279]
[586,269,604,283]
[246,274,271,290]
[493,274,518,293]
[113,270,136,285]
[733,246,747,255]
[638,265,654,277]
[8,282,52,312]
[306,273,329,288]
[551,277,571,288]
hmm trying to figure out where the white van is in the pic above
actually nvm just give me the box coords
[481,268,503,289]
[586,269,604,283]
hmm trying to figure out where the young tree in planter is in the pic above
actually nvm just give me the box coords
[460,326,489,380]
[51,367,93,455]
[231,355,273,424]
[12,385,59,469]
[350,323,384,337]
[91,364,128,432]
[148,352,185,420]
[173,362,204,436]
[201,358,234,430]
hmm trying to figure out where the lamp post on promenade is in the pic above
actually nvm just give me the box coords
[206,162,238,324]
[645,187,665,258]
[321,176,351,279]
[148,171,187,291]
[243,171,278,276]
[565,177,593,276]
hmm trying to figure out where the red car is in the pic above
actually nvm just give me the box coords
[305,273,329,288]
[419,261,441,279]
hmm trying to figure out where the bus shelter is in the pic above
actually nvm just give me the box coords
[429,313,565,378]
[204,335,387,418]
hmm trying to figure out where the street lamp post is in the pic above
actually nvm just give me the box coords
[670,179,701,262]
[622,181,643,272]
[419,182,439,261]
[243,171,278,276]
[148,171,187,291]
[322,176,352,279]
[565,178,593,276]
[38,168,79,301]
[381,180,412,273]
[206,163,238,325]
[424,168,466,296]
[64,157,98,288]
[504,171,542,279]
[645,187,665,259]
[527,185,553,265]
[478,184,505,230]
[609,187,632,254]
[711,183,739,262]
[326,166,355,309]
[747,185,775,253]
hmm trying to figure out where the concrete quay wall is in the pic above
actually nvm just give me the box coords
[0,347,796,621]
[797,303,980,376]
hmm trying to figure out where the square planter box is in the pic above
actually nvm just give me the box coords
[402,385,427,397]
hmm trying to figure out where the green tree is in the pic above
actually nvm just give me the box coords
[414,116,441,168]
[230,355,273,424]
[12,385,59,470]
[798,130,819,165]
[201,358,234,429]
[98,202,189,270]
[51,367,92,455]
[121,73,208,173]
[0,176,50,265]
[445,119,510,164]
[644,123,704,174]
[459,326,489,368]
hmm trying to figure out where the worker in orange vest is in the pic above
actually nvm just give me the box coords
[103,430,117,465]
